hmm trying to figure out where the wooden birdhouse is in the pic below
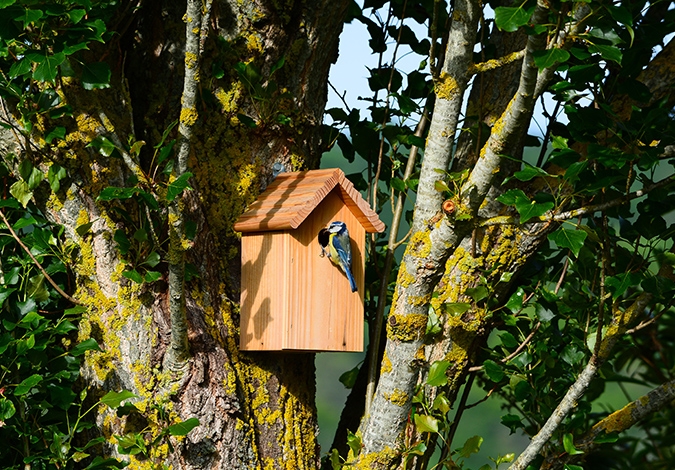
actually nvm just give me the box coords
[234,168,385,352]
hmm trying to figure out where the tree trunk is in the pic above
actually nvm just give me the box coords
[1,1,349,467]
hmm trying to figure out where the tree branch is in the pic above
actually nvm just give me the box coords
[0,209,81,306]
[355,0,480,463]
[461,1,548,213]
[543,378,675,470]
[509,293,653,470]
[163,0,203,374]
[478,173,675,228]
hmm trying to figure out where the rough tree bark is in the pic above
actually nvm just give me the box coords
[1,1,350,468]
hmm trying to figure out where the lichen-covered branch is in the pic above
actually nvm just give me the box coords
[461,1,548,212]
[163,0,203,373]
[543,378,675,470]
[354,0,480,465]
[509,293,653,470]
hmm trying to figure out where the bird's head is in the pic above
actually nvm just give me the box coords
[328,221,347,234]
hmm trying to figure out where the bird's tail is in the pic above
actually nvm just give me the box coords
[346,268,357,293]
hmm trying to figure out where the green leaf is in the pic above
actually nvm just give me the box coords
[15,373,42,395]
[87,136,116,157]
[113,230,130,255]
[0,397,16,420]
[434,180,451,193]
[513,165,551,182]
[81,62,111,90]
[144,252,161,268]
[499,331,518,348]
[517,199,554,223]
[535,303,555,322]
[45,126,66,144]
[561,345,585,365]
[501,413,523,433]
[98,187,138,201]
[483,359,505,382]
[10,180,32,207]
[347,430,362,458]
[166,417,199,436]
[47,163,67,191]
[548,227,587,257]
[533,48,570,70]
[432,393,451,414]
[506,287,525,313]
[563,433,583,455]
[17,8,44,28]
[9,57,32,78]
[588,44,622,64]
[391,177,406,192]
[71,338,102,356]
[68,8,87,24]
[605,273,642,299]
[236,113,257,128]
[339,365,359,389]
[465,286,488,302]
[497,188,525,206]
[413,414,439,434]
[166,172,193,201]
[33,52,65,83]
[84,456,129,469]
[444,302,471,316]
[27,274,49,303]
[100,390,137,409]
[50,384,77,410]
[426,360,450,386]
[143,271,161,283]
[407,441,427,456]
[123,269,143,283]
[458,435,483,458]
[494,6,534,32]
[329,448,340,470]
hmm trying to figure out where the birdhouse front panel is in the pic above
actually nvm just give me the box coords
[285,189,365,352]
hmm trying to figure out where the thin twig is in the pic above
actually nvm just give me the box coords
[509,293,653,470]
[0,209,81,305]
[468,322,541,372]
[364,109,429,417]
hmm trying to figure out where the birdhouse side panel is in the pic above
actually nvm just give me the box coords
[286,190,365,351]
[239,232,290,351]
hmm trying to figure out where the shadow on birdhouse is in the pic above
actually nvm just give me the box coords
[234,168,385,352]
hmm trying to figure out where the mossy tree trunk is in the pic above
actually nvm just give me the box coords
[0,1,349,468]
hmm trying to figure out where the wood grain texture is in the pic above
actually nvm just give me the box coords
[239,188,365,351]
[234,168,385,233]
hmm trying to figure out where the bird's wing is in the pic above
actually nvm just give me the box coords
[331,235,351,267]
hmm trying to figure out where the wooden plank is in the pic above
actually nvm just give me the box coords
[284,189,364,352]
[239,232,289,351]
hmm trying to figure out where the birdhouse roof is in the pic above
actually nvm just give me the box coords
[234,168,385,233]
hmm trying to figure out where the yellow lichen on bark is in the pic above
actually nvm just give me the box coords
[180,107,199,127]
[436,72,460,100]
[387,313,427,341]
[383,388,409,406]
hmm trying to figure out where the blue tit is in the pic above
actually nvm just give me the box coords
[318,221,357,292]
